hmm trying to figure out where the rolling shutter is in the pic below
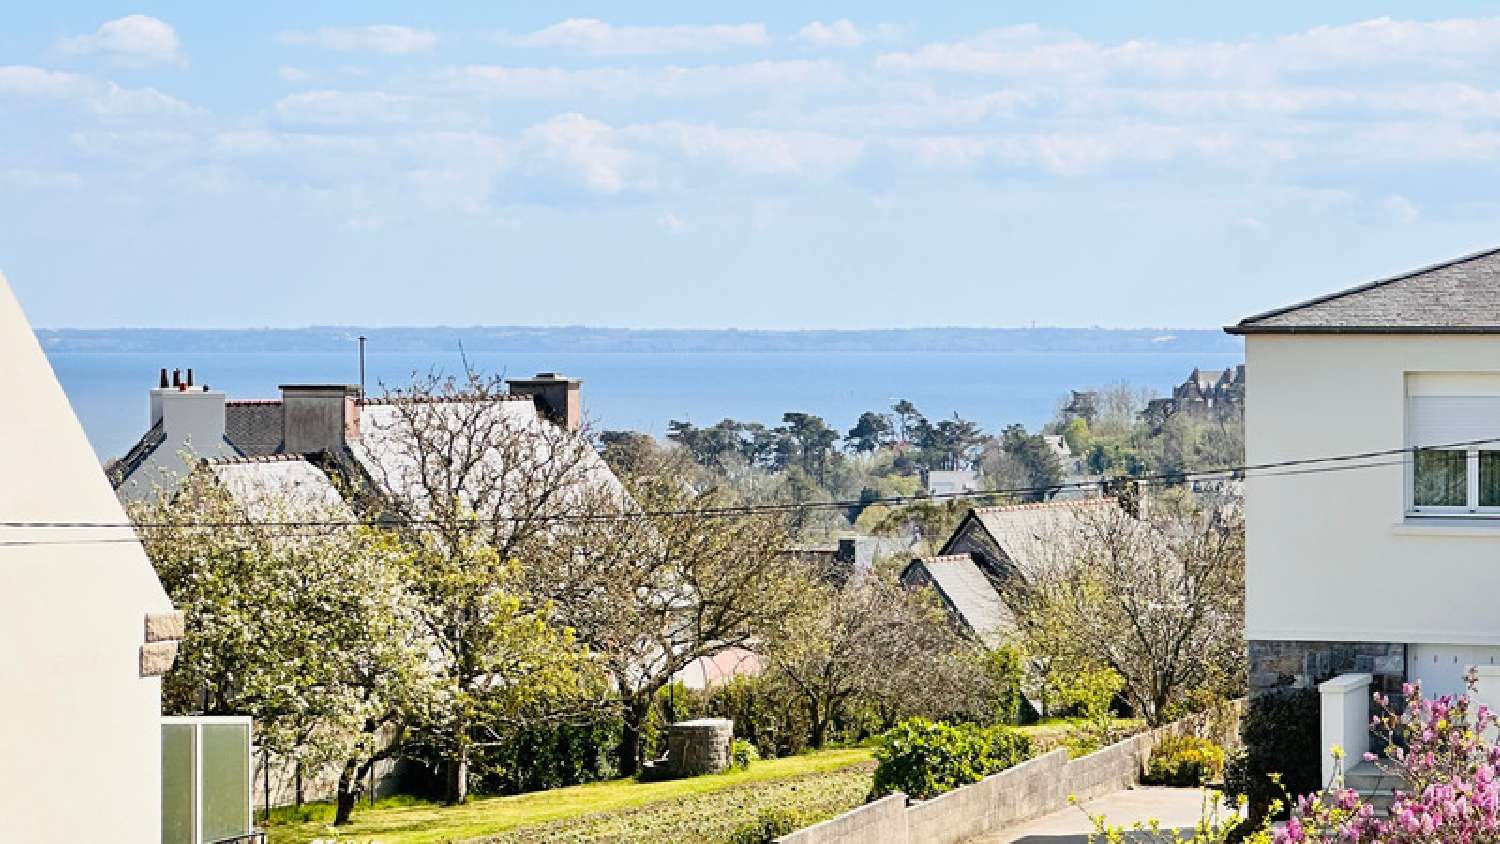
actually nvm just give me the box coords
[1408,396,1500,449]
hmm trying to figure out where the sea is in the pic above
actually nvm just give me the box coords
[47,351,1244,460]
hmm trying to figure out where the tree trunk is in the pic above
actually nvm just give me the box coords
[294,763,304,808]
[444,748,469,805]
[333,759,360,826]
[808,700,829,749]
[617,694,651,777]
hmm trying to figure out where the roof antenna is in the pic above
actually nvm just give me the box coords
[357,335,367,399]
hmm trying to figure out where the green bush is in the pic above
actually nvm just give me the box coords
[1222,688,1320,819]
[726,808,805,844]
[730,738,759,771]
[1144,735,1226,786]
[870,718,1033,801]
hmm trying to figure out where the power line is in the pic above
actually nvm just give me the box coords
[0,435,1484,539]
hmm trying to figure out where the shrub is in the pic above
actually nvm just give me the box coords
[726,808,805,844]
[1144,735,1226,786]
[730,738,759,771]
[870,718,1032,801]
[1222,688,1319,820]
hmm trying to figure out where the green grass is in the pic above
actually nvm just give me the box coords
[266,747,873,844]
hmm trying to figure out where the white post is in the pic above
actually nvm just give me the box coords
[1472,665,1500,745]
[1318,673,1372,788]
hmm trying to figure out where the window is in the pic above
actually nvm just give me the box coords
[1408,384,1500,515]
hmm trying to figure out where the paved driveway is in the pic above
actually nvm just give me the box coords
[968,787,1214,843]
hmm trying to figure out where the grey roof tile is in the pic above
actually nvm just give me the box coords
[1229,246,1500,334]
[224,401,283,456]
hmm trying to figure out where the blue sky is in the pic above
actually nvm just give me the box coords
[6,3,1500,329]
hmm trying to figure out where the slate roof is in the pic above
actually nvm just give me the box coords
[224,401,284,456]
[901,553,1006,645]
[951,498,1117,578]
[108,419,165,487]
[1228,246,1500,334]
[204,455,351,520]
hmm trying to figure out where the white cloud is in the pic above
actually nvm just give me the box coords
[58,15,186,69]
[1381,194,1420,224]
[441,60,844,99]
[275,25,436,54]
[0,65,194,116]
[273,90,443,126]
[523,113,638,193]
[507,18,767,56]
[634,122,864,176]
[795,20,867,49]
[659,212,690,234]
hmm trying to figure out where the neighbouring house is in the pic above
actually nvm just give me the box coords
[900,498,1118,643]
[1142,365,1246,430]
[0,273,184,840]
[785,535,918,583]
[1227,246,1500,715]
[110,370,625,805]
[926,468,981,497]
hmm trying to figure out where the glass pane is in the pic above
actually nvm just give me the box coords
[1481,452,1500,507]
[161,723,194,844]
[201,724,250,841]
[1414,449,1467,507]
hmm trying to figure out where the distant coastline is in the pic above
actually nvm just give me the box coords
[36,326,1240,355]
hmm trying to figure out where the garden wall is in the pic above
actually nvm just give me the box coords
[776,704,1241,844]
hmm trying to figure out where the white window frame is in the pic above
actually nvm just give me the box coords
[1406,373,1500,519]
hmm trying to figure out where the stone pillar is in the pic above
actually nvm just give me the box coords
[1318,673,1372,788]
[667,718,734,777]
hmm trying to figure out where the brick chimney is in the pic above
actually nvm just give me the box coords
[279,384,361,454]
[506,372,583,431]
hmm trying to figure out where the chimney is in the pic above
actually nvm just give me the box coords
[506,372,583,431]
[149,369,226,454]
[280,384,362,454]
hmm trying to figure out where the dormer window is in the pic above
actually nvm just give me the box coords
[1407,374,1500,515]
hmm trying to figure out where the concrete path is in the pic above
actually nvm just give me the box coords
[968,787,1213,843]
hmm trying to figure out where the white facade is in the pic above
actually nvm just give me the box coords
[1245,333,1500,647]
[0,273,176,841]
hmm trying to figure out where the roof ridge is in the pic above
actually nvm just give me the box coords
[971,497,1115,514]
[202,454,308,465]
[358,395,535,405]
[1229,243,1500,332]
[226,399,282,406]
[919,553,975,564]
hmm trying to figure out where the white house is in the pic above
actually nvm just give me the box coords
[0,273,183,841]
[1228,246,1500,708]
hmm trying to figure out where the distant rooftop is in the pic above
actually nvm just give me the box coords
[1228,246,1500,334]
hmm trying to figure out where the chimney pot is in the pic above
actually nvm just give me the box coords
[186,368,194,388]
[172,368,181,388]
[158,368,169,389]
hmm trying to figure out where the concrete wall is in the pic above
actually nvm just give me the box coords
[1244,334,1500,645]
[777,707,1240,844]
[119,388,237,504]
[0,272,177,842]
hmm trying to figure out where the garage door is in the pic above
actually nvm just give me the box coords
[1408,644,1500,700]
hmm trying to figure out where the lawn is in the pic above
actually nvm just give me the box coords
[266,747,874,844]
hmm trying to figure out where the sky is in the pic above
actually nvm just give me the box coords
[6,3,1500,330]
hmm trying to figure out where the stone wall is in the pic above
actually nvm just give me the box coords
[1248,639,1404,696]
[776,705,1241,844]
[666,718,734,777]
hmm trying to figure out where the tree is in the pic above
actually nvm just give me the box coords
[598,430,662,475]
[533,456,799,775]
[775,412,841,484]
[358,371,605,804]
[998,424,1064,498]
[135,469,431,825]
[1061,418,1091,456]
[846,411,894,454]
[762,572,983,747]
[1013,497,1245,725]
[891,400,924,444]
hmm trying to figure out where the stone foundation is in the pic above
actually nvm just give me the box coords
[1248,639,1405,696]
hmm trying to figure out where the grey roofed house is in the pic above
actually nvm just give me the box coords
[902,497,1119,641]
[900,554,1006,645]
[1226,245,1500,334]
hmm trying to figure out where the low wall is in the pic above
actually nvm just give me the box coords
[777,703,1242,844]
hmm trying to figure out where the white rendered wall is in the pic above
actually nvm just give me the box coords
[0,273,174,842]
[1245,333,1500,645]
[118,388,235,504]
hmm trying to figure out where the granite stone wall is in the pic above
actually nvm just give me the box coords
[1248,640,1405,696]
